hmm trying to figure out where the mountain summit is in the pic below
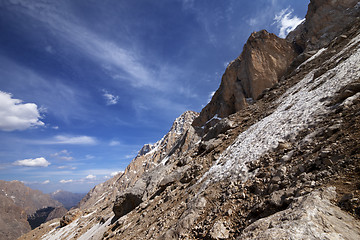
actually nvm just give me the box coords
[19,0,360,239]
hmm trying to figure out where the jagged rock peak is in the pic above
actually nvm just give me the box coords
[136,144,154,157]
[193,30,296,127]
[169,110,199,135]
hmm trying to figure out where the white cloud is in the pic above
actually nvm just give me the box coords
[85,154,95,160]
[110,171,123,177]
[13,157,50,167]
[102,90,119,105]
[85,174,96,179]
[274,8,305,38]
[109,140,121,146]
[42,180,50,184]
[0,91,44,131]
[125,154,134,159]
[59,179,73,183]
[53,135,97,145]
[37,135,98,145]
[52,150,73,161]
[248,18,259,27]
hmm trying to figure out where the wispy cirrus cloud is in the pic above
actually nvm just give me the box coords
[52,150,74,161]
[5,0,163,90]
[0,57,90,122]
[109,140,121,146]
[34,135,98,145]
[102,90,119,105]
[0,91,44,131]
[13,157,50,167]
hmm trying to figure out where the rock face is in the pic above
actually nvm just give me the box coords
[239,188,360,239]
[0,180,63,240]
[288,0,360,52]
[18,1,360,240]
[27,206,68,229]
[193,30,297,127]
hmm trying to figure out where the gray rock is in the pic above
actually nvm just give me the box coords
[209,220,230,240]
[239,187,360,240]
[203,119,235,141]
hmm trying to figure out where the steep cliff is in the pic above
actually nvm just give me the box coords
[193,30,296,128]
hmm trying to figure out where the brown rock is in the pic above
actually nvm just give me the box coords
[60,209,82,227]
[193,30,296,127]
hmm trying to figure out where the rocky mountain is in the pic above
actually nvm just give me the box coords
[192,30,297,128]
[0,180,65,240]
[19,0,360,239]
[50,190,86,210]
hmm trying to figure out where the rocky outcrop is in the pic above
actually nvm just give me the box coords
[193,30,297,128]
[27,206,67,229]
[288,0,360,52]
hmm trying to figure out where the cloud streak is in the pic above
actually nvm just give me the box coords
[6,0,163,90]
[0,91,44,131]
[36,135,98,145]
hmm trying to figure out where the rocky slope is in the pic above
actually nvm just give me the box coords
[0,180,64,240]
[77,110,199,211]
[19,1,360,239]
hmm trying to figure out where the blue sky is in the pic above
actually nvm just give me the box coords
[0,0,308,193]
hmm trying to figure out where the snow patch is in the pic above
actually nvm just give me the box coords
[205,114,222,125]
[41,219,80,240]
[77,215,113,240]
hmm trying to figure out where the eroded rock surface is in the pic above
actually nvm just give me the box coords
[193,30,296,127]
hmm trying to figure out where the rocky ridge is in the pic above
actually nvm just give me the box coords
[0,180,64,240]
[19,1,360,239]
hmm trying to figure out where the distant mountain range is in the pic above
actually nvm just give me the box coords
[50,190,86,210]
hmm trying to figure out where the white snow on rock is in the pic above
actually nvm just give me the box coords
[77,216,112,240]
[201,32,360,187]
[41,219,79,240]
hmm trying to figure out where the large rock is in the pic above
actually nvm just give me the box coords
[193,30,296,127]
[112,178,146,219]
[287,0,360,51]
